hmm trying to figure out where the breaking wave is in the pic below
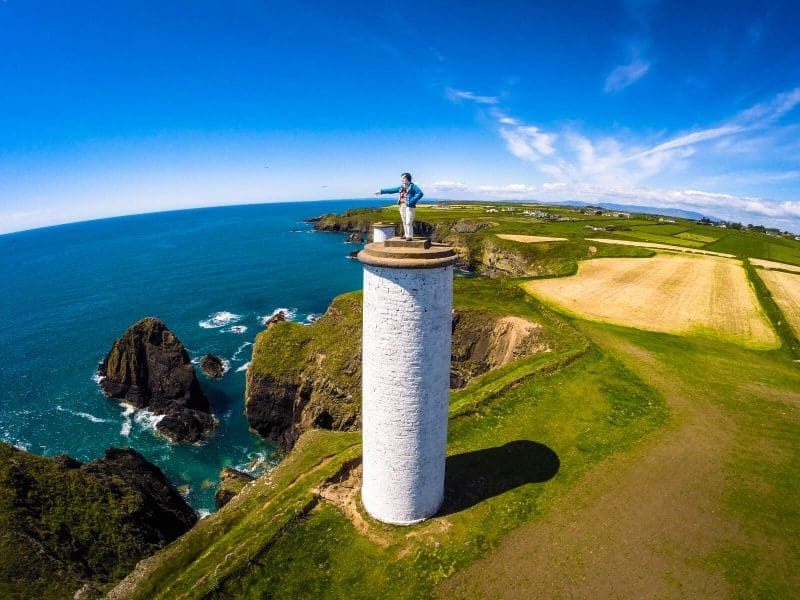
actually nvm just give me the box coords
[199,311,242,329]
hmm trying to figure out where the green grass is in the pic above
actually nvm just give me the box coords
[706,232,800,265]
[630,224,690,235]
[676,231,720,243]
[204,344,667,600]
[578,323,800,599]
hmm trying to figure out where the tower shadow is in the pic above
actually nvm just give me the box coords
[439,440,560,515]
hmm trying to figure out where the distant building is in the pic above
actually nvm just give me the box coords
[485,208,498,213]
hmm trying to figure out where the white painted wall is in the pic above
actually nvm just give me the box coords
[361,263,453,524]
[372,224,396,243]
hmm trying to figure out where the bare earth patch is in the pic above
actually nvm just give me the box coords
[756,268,800,336]
[496,234,568,243]
[523,254,778,348]
[751,258,800,274]
[586,237,736,258]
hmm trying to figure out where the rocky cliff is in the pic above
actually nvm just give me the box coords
[0,442,196,599]
[245,292,549,452]
[245,293,363,452]
[98,317,216,443]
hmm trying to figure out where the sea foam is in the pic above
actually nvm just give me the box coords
[236,362,250,372]
[232,342,252,362]
[56,405,110,424]
[259,307,297,325]
[119,403,165,437]
[199,311,242,329]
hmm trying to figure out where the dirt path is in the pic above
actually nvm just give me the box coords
[440,326,740,599]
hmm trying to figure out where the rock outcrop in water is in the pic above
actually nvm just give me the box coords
[0,442,196,599]
[245,292,550,453]
[215,467,255,509]
[200,353,225,379]
[98,317,217,443]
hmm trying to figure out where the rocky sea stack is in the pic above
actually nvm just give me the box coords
[98,317,217,443]
[200,353,226,379]
[0,442,196,598]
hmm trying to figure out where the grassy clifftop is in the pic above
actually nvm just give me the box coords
[109,277,670,599]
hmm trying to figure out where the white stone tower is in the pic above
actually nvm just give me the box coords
[358,233,458,525]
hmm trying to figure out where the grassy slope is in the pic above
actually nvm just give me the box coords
[111,278,669,599]
[584,324,800,598]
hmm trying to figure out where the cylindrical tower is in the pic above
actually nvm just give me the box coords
[371,222,397,243]
[358,238,458,525]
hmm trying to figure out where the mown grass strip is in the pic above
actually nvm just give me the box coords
[743,258,800,359]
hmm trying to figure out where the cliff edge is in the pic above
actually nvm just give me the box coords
[245,291,550,452]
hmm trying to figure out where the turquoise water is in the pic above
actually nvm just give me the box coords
[0,200,381,513]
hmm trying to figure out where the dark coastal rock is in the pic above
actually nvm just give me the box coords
[200,353,225,379]
[347,250,360,259]
[0,442,196,598]
[345,231,365,243]
[98,317,217,443]
[215,467,255,509]
[264,310,286,328]
[450,220,492,234]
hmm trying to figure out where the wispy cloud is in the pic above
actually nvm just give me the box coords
[428,181,535,196]
[441,85,800,229]
[428,180,471,193]
[604,59,650,92]
[445,87,499,105]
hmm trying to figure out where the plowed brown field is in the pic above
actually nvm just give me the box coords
[523,254,778,348]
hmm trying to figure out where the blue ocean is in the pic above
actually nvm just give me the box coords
[0,200,382,514]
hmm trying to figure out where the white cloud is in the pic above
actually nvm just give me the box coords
[498,125,556,162]
[446,87,499,105]
[428,180,471,193]
[604,59,650,92]
[628,125,742,161]
[477,183,536,195]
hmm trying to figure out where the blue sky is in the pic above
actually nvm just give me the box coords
[2,0,800,234]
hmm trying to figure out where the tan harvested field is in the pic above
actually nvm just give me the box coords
[757,269,800,335]
[751,258,800,273]
[523,254,779,348]
[586,237,736,258]
[496,234,568,243]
